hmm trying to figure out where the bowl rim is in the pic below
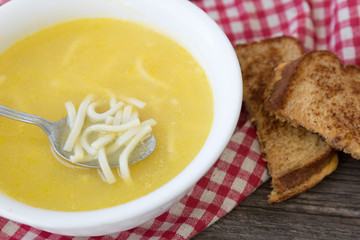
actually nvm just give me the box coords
[0,0,242,234]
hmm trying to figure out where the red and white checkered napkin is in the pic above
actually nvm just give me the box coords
[1,0,360,239]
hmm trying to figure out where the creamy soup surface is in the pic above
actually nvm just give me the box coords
[0,19,213,211]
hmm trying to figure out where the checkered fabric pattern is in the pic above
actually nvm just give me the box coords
[0,0,359,239]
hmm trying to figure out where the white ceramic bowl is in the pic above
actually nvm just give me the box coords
[0,0,242,236]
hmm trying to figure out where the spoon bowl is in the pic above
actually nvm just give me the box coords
[0,104,156,168]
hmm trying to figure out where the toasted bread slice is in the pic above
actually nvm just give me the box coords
[265,50,360,159]
[235,37,337,203]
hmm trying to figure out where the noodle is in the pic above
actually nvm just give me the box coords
[63,95,156,184]
[63,95,93,151]
[119,125,152,181]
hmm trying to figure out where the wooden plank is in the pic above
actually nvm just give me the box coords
[194,153,360,239]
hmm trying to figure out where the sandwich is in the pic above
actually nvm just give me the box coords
[264,50,360,159]
[235,37,338,203]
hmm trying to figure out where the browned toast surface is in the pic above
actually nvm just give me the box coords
[235,38,336,203]
[264,50,360,159]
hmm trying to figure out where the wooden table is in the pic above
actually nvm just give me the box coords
[194,152,360,239]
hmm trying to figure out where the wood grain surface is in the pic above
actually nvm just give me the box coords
[193,152,360,239]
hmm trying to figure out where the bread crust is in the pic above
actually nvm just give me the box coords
[265,56,305,112]
[269,150,336,203]
[264,50,360,159]
[236,38,336,203]
[269,153,337,203]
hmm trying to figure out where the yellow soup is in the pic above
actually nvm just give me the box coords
[0,19,213,211]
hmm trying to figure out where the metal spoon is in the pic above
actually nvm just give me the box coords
[0,104,156,168]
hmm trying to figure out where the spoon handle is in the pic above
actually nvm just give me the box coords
[0,105,54,135]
